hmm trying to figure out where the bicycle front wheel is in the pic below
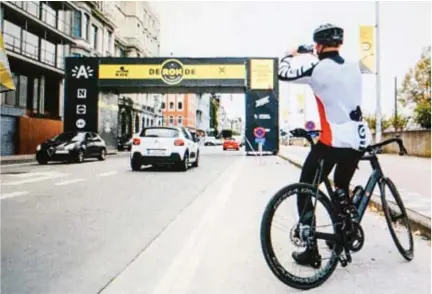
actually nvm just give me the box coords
[260,183,341,290]
[380,177,414,261]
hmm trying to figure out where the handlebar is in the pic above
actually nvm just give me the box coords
[289,128,408,156]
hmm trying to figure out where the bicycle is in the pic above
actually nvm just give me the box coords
[260,128,414,290]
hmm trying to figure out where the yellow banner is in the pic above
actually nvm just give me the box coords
[0,31,16,93]
[99,59,246,85]
[250,59,274,89]
[359,25,375,74]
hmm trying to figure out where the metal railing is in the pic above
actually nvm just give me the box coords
[3,31,64,70]
[9,1,73,36]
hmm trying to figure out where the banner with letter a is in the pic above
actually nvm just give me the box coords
[359,25,375,74]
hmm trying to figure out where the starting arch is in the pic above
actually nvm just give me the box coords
[64,57,279,154]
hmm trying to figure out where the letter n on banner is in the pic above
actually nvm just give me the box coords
[359,25,376,74]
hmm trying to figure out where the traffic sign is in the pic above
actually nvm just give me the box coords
[255,138,266,144]
[305,120,315,131]
[254,127,266,139]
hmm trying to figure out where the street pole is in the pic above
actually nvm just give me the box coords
[394,76,398,120]
[375,0,382,143]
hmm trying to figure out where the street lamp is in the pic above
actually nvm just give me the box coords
[375,0,382,142]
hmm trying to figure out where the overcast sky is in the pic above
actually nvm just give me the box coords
[152,1,431,126]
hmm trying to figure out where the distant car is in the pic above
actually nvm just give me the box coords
[130,126,200,171]
[117,134,132,151]
[204,136,216,146]
[36,131,107,164]
[223,138,240,151]
[233,135,244,147]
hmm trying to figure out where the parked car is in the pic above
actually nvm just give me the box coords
[130,126,200,171]
[36,131,107,164]
[223,138,240,151]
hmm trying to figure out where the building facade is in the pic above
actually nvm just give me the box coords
[1,1,161,155]
[195,93,210,134]
[161,94,197,130]
[0,1,78,155]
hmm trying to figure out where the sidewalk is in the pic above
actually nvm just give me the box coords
[279,145,431,236]
[0,149,121,165]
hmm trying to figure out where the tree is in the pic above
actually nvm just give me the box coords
[388,114,409,132]
[398,46,431,129]
[364,115,391,132]
[209,96,218,132]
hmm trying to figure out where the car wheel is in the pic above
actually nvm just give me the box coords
[192,152,199,167]
[98,148,107,160]
[177,153,189,171]
[37,158,48,165]
[76,150,84,163]
[131,153,142,171]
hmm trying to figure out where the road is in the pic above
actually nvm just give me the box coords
[1,147,430,294]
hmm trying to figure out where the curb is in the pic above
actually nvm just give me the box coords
[1,150,125,166]
[278,153,431,240]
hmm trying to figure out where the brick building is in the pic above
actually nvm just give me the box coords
[161,94,197,130]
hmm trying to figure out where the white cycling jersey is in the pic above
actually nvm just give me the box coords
[278,51,372,151]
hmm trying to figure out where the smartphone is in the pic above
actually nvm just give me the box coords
[297,44,314,54]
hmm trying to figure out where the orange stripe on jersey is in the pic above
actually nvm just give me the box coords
[315,95,332,146]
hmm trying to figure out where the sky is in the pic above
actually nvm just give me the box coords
[151,0,431,128]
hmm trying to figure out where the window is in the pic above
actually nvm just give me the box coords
[177,116,183,125]
[18,75,28,107]
[3,21,21,53]
[2,73,18,106]
[106,30,112,53]
[83,14,89,40]
[26,1,40,18]
[161,102,165,109]
[177,101,183,110]
[141,127,179,138]
[150,119,153,126]
[169,116,174,124]
[91,24,98,50]
[32,77,39,112]
[73,11,81,38]
[169,102,174,109]
[41,39,56,66]
[22,30,39,59]
[42,3,56,28]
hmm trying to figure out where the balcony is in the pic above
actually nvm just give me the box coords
[3,31,66,73]
[3,1,76,44]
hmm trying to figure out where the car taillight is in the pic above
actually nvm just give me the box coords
[174,139,184,146]
[133,138,141,145]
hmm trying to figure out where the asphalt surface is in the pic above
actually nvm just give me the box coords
[1,147,430,294]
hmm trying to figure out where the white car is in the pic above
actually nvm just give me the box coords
[130,126,200,171]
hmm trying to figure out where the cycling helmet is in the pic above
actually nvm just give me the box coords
[313,23,344,46]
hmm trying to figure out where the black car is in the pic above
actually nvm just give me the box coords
[117,134,132,151]
[36,131,107,164]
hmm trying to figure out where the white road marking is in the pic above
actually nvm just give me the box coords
[98,171,118,177]
[2,172,68,186]
[1,191,29,200]
[55,179,86,186]
[152,156,245,294]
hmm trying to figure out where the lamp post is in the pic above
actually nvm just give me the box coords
[375,0,382,142]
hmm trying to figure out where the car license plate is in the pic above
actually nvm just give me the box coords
[148,149,165,155]
[55,150,69,154]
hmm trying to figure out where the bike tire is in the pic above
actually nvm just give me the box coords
[260,183,341,290]
[380,177,414,261]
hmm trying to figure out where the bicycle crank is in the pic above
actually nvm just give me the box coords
[347,222,365,253]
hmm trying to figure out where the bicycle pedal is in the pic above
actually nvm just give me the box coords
[338,256,348,267]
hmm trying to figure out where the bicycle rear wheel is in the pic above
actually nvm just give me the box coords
[380,177,414,261]
[260,183,341,290]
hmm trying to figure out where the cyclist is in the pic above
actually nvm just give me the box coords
[278,23,372,267]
